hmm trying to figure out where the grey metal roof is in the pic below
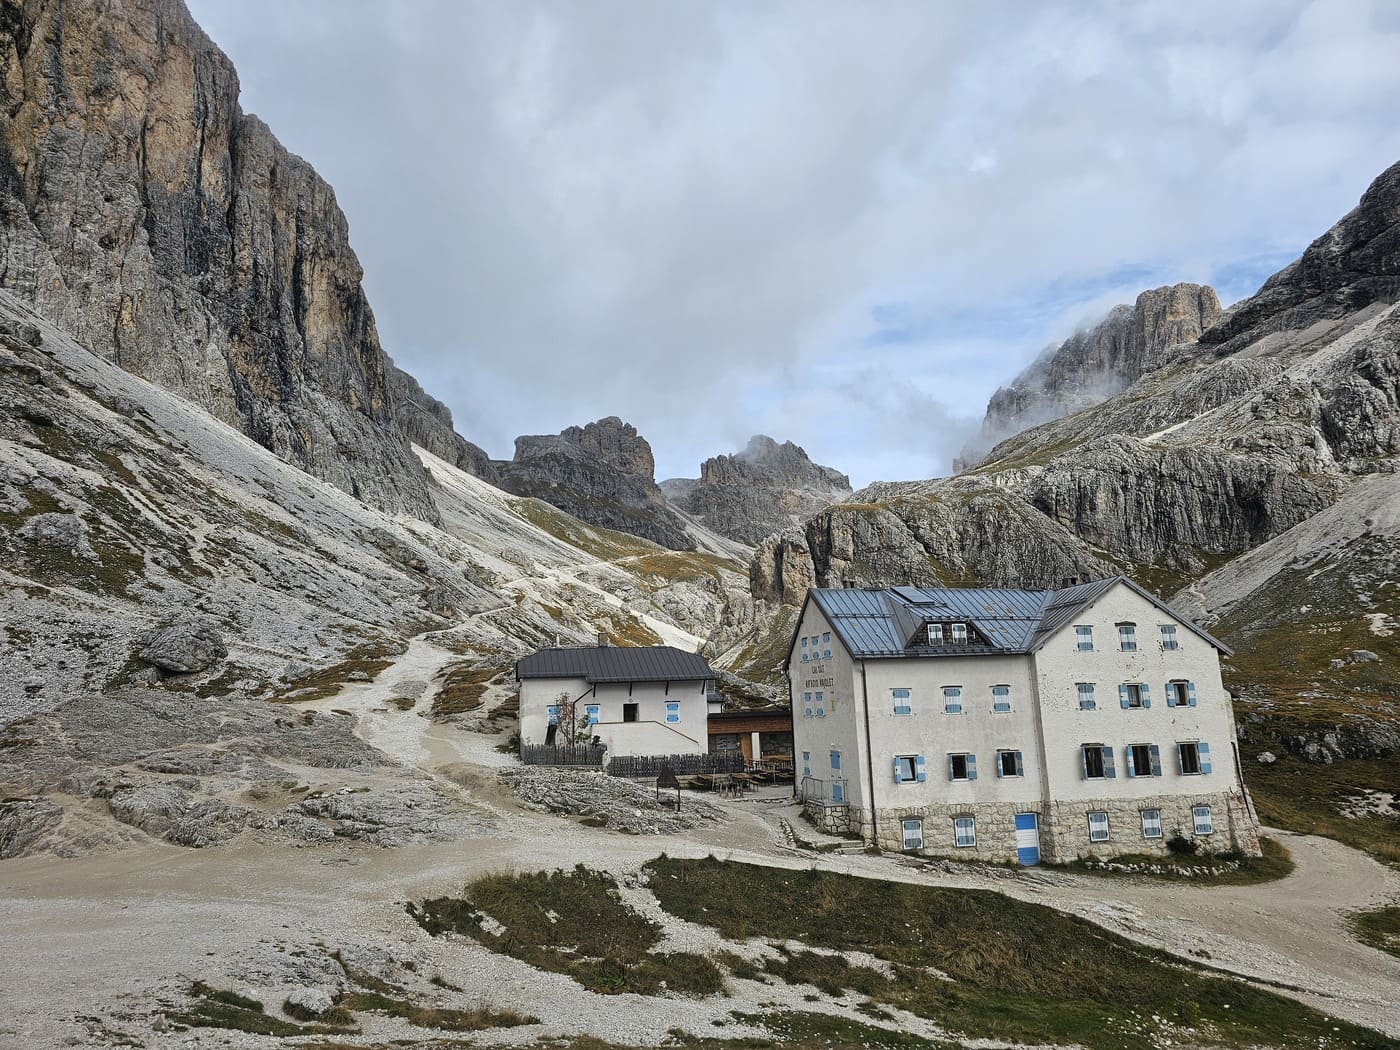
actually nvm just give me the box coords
[515,645,714,683]
[807,576,1231,660]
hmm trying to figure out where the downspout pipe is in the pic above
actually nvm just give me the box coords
[860,659,878,848]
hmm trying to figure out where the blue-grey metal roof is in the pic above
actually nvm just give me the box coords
[515,645,714,683]
[807,576,1231,660]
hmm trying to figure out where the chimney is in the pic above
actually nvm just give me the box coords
[597,632,609,648]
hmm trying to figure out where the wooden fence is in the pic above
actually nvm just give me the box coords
[606,752,745,778]
[519,743,606,767]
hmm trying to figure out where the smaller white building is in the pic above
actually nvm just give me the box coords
[515,643,715,759]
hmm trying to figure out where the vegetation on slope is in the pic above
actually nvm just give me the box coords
[644,856,1398,1050]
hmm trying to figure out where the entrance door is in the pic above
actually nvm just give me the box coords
[1014,813,1040,865]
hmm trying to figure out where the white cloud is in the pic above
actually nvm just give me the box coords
[187,0,1400,485]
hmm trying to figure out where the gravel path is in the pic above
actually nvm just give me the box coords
[2,638,1397,1047]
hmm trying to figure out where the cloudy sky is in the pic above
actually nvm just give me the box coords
[187,0,1400,487]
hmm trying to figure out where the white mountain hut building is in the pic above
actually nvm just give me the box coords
[515,642,715,759]
[788,576,1261,863]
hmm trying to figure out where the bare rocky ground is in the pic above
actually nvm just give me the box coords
[1,638,1398,1049]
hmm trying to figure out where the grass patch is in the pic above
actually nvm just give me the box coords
[763,948,889,997]
[644,856,1398,1050]
[409,865,724,997]
[1065,836,1295,885]
[1243,752,1400,867]
[167,982,317,1037]
[433,661,503,716]
[339,990,536,1032]
[270,644,400,704]
[1351,905,1400,959]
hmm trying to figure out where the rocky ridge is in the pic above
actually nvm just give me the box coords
[662,434,851,545]
[386,363,499,483]
[969,283,1221,463]
[494,416,697,550]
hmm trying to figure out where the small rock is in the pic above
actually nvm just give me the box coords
[1256,751,1277,765]
[347,670,372,682]
[285,987,335,1017]
[1348,649,1380,664]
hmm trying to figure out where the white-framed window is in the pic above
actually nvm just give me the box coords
[947,753,976,780]
[995,749,1023,778]
[1077,683,1096,710]
[926,623,943,646]
[1126,742,1160,778]
[949,622,969,644]
[953,815,976,848]
[1166,680,1196,707]
[991,685,1011,713]
[814,691,825,718]
[1118,623,1138,652]
[1119,682,1149,709]
[1159,624,1179,651]
[901,818,924,851]
[822,632,831,644]
[1192,805,1214,835]
[1087,811,1110,842]
[801,651,808,663]
[1075,625,1094,651]
[943,686,962,714]
[1080,743,1115,779]
[802,691,813,718]
[892,688,912,716]
[1140,808,1163,839]
[801,637,808,649]
[1177,741,1211,775]
[665,701,680,723]
[823,647,831,659]
[892,754,926,783]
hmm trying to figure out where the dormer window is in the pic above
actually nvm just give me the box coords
[949,623,968,644]
[926,623,943,646]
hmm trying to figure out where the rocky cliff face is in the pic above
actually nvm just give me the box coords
[753,160,1400,613]
[386,363,499,484]
[971,283,1222,460]
[0,0,442,521]
[494,416,696,550]
[662,435,851,545]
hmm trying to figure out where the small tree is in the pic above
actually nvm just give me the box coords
[554,692,594,749]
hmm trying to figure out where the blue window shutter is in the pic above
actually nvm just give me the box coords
[1166,682,1176,708]
[1119,684,1129,709]
[1188,681,1197,707]
[1141,683,1150,709]
[893,757,904,783]
[1125,747,1136,778]
[916,755,926,782]
[994,753,1003,779]
[966,753,977,780]
[948,755,957,781]
[1103,748,1116,779]
[1175,744,1185,774]
[1080,746,1090,780]
[1149,744,1162,776]
[1198,742,1212,774]
[1015,751,1024,776]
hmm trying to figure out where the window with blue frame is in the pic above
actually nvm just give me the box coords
[992,685,1011,712]
[584,704,600,726]
[1077,682,1097,710]
[947,753,976,780]
[1081,743,1114,779]
[1075,625,1094,651]
[892,688,912,715]
[801,751,811,777]
[1177,740,1211,775]
[802,691,813,718]
[665,701,680,723]
[1125,742,1161,777]
[1118,682,1150,709]
[892,754,926,783]
[953,815,976,847]
[814,691,825,717]
[943,686,962,713]
[995,750,1023,777]
[1166,680,1196,707]
[546,705,559,725]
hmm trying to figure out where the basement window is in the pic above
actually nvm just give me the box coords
[953,816,976,848]
[1192,805,1214,835]
[1140,808,1163,839]
[901,818,924,851]
[1088,811,1110,842]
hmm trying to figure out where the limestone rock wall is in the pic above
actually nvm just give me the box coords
[0,0,441,521]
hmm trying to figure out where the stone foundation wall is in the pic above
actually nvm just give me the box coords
[1040,791,1260,861]
[859,791,1259,863]
[804,800,852,835]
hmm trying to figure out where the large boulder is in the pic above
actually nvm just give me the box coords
[17,512,97,560]
[137,617,228,675]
